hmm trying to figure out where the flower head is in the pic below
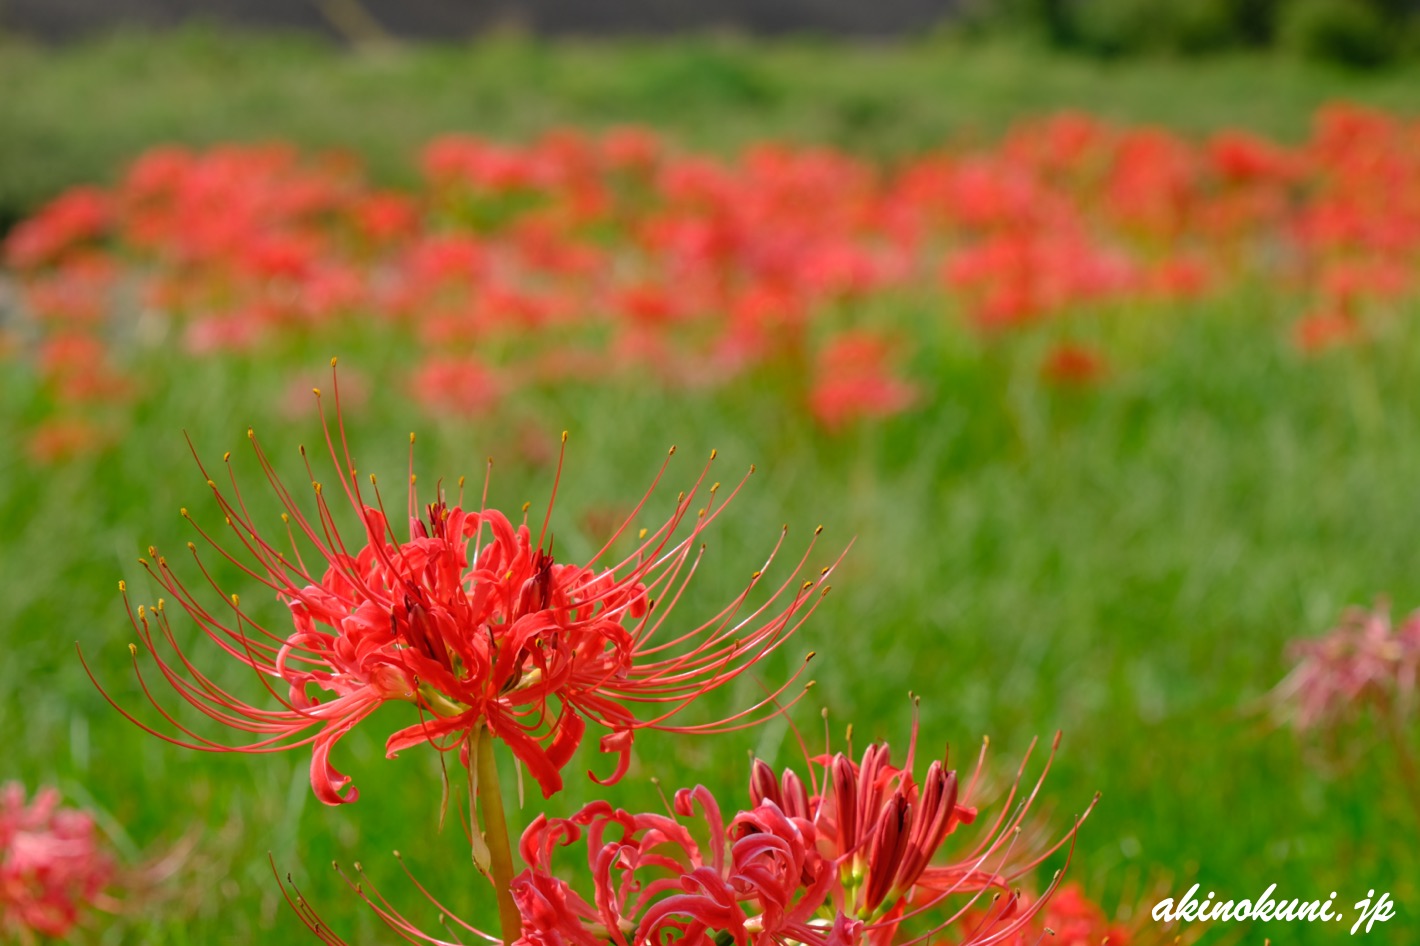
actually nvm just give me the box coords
[86,361,840,805]
[1274,603,1420,732]
[286,721,1092,946]
[0,783,114,942]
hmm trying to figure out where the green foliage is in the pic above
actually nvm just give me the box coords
[954,0,1419,61]
[1279,0,1399,67]
[5,29,1420,228]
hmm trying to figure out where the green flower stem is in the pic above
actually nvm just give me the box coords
[476,725,522,945]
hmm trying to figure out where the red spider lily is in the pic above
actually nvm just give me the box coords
[1292,309,1360,354]
[281,722,1092,946]
[85,363,840,805]
[0,783,115,941]
[809,332,917,431]
[2,187,110,269]
[1274,604,1420,732]
[1040,345,1107,387]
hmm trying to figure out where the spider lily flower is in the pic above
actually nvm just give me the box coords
[286,723,1092,946]
[1274,603,1420,732]
[85,362,841,805]
[0,783,115,942]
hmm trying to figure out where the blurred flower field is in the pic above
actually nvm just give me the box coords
[3,33,1420,945]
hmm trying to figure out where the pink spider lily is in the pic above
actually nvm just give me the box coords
[277,722,1093,946]
[0,783,115,942]
[84,361,841,805]
[1274,603,1420,732]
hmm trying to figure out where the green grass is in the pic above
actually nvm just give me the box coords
[5,26,1420,225]
[4,28,1420,946]
[5,287,1419,943]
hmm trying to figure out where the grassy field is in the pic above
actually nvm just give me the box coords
[3,29,1420,945]
[5,27,1420,224]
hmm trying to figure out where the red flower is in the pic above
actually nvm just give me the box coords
[1292,309,1359,354]
[0,783,114,940]
[1040,345,1107,387]
[1275,604,1420,732]
[286,722,1090,946]
[809,332,917,431]
[87,362,839,805]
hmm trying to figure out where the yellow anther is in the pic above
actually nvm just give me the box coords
[801,580,815,591]
[313,482,323,494]
[668,445,677,456]
[521,501,531,512]
[137,605,146,620]
[118,580,126,593]
[128,643,137,657]
[206,479,216,488]
[815,525,824,535]
[410,474,417,485]
[223,451,231,462]
[180,507,189,518]
[312,387,321,397]
[247,427,254,439]
[457,476,466,488]
[410,432,416,444]
[370,474,377,485]
[231,594,240,607]
[749,463,756,474]
[711,481,720,492]
[156,599,164,611]
[187,541,196,551]
[561,430,568,443]
[751,570,762,580]
[330,356,338,367]
[709,448,717,460]
[281,513,289,523]
[638,528,648,539]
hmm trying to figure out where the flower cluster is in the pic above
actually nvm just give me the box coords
[9,106,1420,460]
[0,782,114,942]
[85,365,839,806]
[283,726,1093,946]
[1274,603,1420,732]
